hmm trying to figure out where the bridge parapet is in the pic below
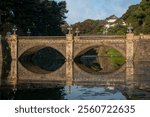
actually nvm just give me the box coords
[18,36,66,42]
[128,34,150,40]
[139,35,150,40]
[18,36,66,40]
[74,36,80,41]
[76,35,126,40]
[3,33,150,87]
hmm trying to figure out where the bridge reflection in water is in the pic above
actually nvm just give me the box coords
[0,34,150,99]
[0,60,150,100]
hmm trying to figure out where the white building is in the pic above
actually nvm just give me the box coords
[106,15,118,23]
[103,15,118,34]
[103,15,127,34]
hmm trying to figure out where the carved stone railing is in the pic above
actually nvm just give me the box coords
[77,35,126,40]
[3,33,150,87]
[18,36,66,40]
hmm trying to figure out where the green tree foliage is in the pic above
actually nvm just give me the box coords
[107,24,127,35]
[72,0,150,35]
[72,19,105,35]
[72,18,127,35]
[0,0,68,36]
[122,0,150,34]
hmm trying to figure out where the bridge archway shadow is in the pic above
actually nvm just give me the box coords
[19,46,65,74]
[74,45,125,75]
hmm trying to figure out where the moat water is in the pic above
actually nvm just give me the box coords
[0,60,150,100]
[0,48,150,100]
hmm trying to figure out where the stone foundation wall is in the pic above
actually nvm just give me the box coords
[134,39,150,61]
[1,34,150,86]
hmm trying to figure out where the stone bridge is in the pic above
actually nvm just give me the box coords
[1,33,150,88]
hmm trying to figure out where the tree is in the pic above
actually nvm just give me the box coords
[122,0,150,34]
[72,19,105,35]
[38,0,68,35]
[108,24,127,35]
[0,0,68,36]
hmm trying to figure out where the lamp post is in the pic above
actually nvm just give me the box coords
[12,25,17,35]
[75,28,80,36]
[127,24,133,33]
[27,28,31,36]
[67,26,72,34]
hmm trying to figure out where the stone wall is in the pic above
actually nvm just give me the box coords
[74,36,126,58]
[134,61,150,89]
[134,38,150,61]
[2,34,150,87]
[18,36,66,58]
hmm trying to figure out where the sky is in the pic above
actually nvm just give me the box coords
[56,0,141,24]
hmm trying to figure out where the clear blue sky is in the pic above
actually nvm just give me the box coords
[57,0,141,24]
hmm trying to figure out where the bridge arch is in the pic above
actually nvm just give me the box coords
[18,44,66,58]
[17,37,66,59]
[74,44,126,73]
[74,43,126,58]
[19,46,65,58]
[74,62,126,85]
[19,46,65,74]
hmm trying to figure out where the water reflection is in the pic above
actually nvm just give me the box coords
[0,86,127,100]
[0,54,150,100]
[0,84,150,100]
[0,87,64,100]
[75,47,125,74]
[63,86,126,100]
[19,47,65,74]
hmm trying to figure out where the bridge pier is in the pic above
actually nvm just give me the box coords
[4,32,149,87]
[126,33,134,61]
[66,34,74,86]
[6,34,17,87]
[126,33,135,84]
[126,61,134,85]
